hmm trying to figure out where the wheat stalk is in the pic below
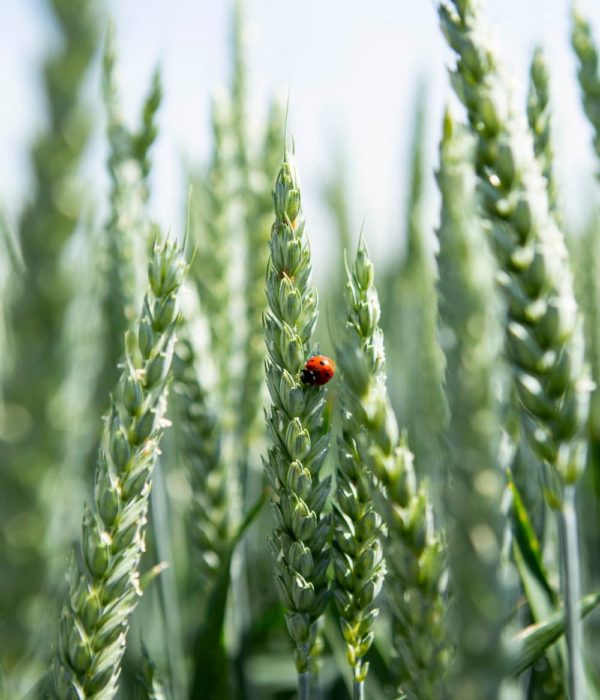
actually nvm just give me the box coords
[54,236,186,699]
[379,89,447,482]
[436,109,511,698]
[0,0,99,688]
[238,101,285,452]
[189,98,234,401]
[336,240,450,700]
[332,242,386,699]
[263,151,331,695]
[527,45,557,213]
[98,25,162,411]
[572,8,600,166]
[439,1,591,695]
[172,333,233,585]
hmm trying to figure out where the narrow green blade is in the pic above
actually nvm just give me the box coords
[508,592,600,676]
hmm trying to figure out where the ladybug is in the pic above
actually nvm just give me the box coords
[300,355,335,387]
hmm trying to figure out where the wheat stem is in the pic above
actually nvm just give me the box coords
[298,670,310,700]
[440,2,591,695]
[353,679,364,700]
[332,242,385,685]
[54,236,186,699]
[561,485,584,699]
[336,240,449,700]
[436,108,510,698]
[263,151,331,679]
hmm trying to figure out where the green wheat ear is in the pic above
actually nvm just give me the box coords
[440,0,591,501]
[380,86,447,482]
[189,96,234,401]
[1,0,99,684]
[572,7,600,166]
[440,0,591,695]
[172,332,233,584]
[337,239,450,700]
[332,240,385,697]
[263,151,331,691]
[436,108,511,698]
[238,100,286,449]
[98,24,162,412]
[54,236,186,699]
[527,45,558,214]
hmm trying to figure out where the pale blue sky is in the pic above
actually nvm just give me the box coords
[1,0,599,277]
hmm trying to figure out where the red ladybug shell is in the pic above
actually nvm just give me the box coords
[301,355,335,386]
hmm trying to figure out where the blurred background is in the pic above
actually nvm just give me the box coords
[2,0,599,278]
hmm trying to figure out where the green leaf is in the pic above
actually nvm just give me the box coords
[508,475,557,605]
[510,472,568,693]
[508,592,600,676]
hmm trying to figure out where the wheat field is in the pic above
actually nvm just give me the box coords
[3,1,600,699]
